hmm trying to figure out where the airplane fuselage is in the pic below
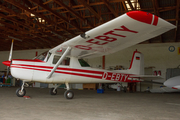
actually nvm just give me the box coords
[10,57,140,84]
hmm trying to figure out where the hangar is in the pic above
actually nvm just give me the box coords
[0,0,180,119]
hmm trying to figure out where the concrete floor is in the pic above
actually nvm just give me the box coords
[0,87,180,120]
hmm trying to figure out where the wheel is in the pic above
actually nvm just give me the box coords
[16,88,26,97]
[64,90,74,99]
[50,88,57,95]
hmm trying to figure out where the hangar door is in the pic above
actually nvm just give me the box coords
[166,68,180,79]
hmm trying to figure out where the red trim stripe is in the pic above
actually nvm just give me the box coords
[12,64,104,74]
[172,87,178,89]
[129,50,141,69]
[11,64,104,74]
[153,16,158,26]
[11,65,102,79]
[127,11,153,25]
[11,64,141,82]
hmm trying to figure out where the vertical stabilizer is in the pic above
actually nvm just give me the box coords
[128,50,144,75]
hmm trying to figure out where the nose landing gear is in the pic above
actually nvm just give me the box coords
[16,81,26,97]
[49,84,61,95]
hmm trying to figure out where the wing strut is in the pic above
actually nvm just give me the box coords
[47,47,71,79]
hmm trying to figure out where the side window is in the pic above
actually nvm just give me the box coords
[52,55,70,66]
[78,59,90,67]
[53,55,60,64]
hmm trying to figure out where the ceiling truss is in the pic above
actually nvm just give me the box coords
[0,0,179,51]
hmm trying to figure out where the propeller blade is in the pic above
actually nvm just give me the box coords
[8,39,14,61]
[5,39,14,80]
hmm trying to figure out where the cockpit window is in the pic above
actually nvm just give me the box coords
[35,51,48,61]
[78,59,90,67]
[53,55,70,65]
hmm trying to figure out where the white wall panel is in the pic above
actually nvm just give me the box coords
[87,43,180,90]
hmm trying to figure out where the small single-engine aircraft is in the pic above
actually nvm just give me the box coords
[2,11,175,99]
[164,76,180,89]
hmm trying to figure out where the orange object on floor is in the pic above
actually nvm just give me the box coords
[23,96,31,99]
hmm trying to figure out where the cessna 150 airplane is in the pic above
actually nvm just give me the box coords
[2,11,175,99]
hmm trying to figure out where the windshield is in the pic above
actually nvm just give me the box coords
[78,59,90,67]
[35,51,48,61]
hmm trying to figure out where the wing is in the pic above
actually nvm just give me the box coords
[49,11,176,58]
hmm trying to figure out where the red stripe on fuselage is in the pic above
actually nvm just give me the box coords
[11,63,140,82]
[11,64,102,79]
[11,64,104,74]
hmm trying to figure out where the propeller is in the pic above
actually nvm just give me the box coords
[5,39,14,79]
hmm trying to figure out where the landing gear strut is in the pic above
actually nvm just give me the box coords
[64,82,74,99]
[16,81,26,97]
[49,84,61,95]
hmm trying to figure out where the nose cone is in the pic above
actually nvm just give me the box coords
[2,60,11,66]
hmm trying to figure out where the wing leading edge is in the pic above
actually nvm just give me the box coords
[49,11,176,58]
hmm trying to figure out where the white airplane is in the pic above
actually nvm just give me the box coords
[164,76,180,89]
[2,11,175,99]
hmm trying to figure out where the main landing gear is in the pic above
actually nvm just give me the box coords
[64,82,74,99]
[16,82,74,99]
[49,83,74,99]
[16,81,26,97]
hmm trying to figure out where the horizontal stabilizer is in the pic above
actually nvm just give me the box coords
[130,75,163,81]
[150,87,180,93]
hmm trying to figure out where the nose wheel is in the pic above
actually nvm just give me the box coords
[16,81,26,97]
[16,88,26,97]
[49,84,61,95]
[50,88,57,95]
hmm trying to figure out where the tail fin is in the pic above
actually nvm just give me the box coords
[128,50,144,75]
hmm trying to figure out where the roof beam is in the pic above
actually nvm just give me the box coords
[102,0,119,17]
[0,20,52,48]
[53,0,84,22]
[22,0,33,8]
[78,0,103,22]
[127,0,135,11]
[175,0,180,42]
[29,0,84,32]
[4,0,76,36]
[52,0,93,28]
[0,31,37,49]
[152,0,159,16]
[0,4,67,40]
[121,1,128,12]
[0,13,55,48]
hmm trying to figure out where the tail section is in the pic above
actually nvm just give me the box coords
[128,50,144,75]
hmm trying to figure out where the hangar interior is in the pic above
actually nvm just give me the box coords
[0,0,180,92]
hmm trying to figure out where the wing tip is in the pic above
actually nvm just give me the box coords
[126,11,158,26]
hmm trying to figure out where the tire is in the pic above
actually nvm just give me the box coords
[64,90,74,99]
[16,88,26,97]
[50,88,57,95]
